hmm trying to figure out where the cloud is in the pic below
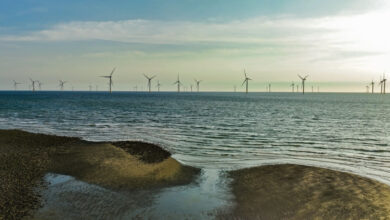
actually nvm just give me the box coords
[1,8,389,56]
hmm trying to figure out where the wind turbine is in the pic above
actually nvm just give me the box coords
[59,80,66,91]
[268,84,271,93]
[13,80,22,90]
[29,78,36,92]
[366,85,370,93]
[370,80,375,94]
[173,74,182,92]
[143,74,156,92]
[190,84,193,92]
[290,82,295,92]
[156,81,161,92]
[194,79,202,92]
[242,69,251,94]
[381,73,387,94]
[100,67,116,93]
[37,81,43,90]
[298,74,309,94]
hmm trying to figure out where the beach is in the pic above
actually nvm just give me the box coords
[225,164,390,219]
[1,129,390,219]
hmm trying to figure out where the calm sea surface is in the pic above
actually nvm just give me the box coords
[1,91,390,184]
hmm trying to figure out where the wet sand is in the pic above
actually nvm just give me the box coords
[2,129,390,219]
[0,129,199,219]
[224,164,390,219]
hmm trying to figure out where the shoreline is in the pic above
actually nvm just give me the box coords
[1,129,390,219]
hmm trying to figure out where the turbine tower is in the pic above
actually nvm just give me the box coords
[143,74,156,92]
[100,67,116,93]
[173,74,182,92]
[366,85,369,93]
[298,74,309,94]
[290,82,295,92]
[59,80,66,91]
[194,79,202,92]
[29,78,36,92]
[37,81,42,90]
[242,69,251,94]
[370,80,375,94]
[381,73,387,94]
[379,76,383,94]
[156,81,161,92]
[13,80,21,90]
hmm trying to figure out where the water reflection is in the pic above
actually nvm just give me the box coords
[35,169,232,219]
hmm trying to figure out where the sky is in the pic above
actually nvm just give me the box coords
[0,0,389,92]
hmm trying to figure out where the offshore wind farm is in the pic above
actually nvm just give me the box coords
[1,0,390,219]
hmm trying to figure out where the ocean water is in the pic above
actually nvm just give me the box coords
[1,91,390,184]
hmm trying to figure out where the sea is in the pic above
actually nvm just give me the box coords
[1,91,389,219]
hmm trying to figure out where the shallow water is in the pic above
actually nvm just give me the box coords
[35,170,232,220]
[1,91,390,218]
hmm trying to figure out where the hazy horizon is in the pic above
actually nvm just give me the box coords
[1,0,390,92]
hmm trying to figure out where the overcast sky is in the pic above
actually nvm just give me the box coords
[1,0,389,92]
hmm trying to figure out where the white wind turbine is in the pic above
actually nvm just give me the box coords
[242,69,251,94]
[100,67,116,93]
[13,80,22,90]
[143,74,156,92]
[37,81,43,90]
[370,80,375,94]
[29,78,37,92]
[380,73,387,94]
[59,80,66,91]
[298,74,309,94]
[156,81,161,92]
[173,74,182,92]
[194,79,202,92]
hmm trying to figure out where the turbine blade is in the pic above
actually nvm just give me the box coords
[110,67,116,76]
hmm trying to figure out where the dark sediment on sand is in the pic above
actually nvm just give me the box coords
[222,164,390,219]
[0,129,199,220]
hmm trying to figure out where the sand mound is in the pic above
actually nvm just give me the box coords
[0,129,199,219]
[225,164,390,219]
